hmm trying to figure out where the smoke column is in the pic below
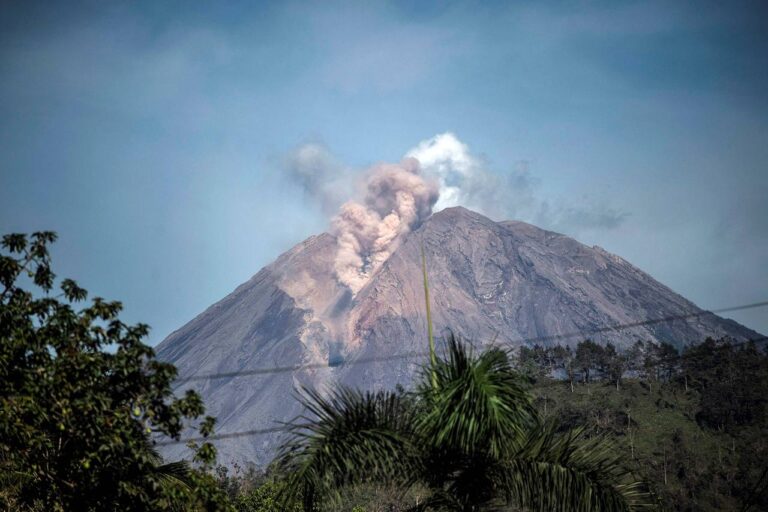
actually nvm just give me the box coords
[332,157,439,293]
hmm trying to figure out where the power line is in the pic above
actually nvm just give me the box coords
[175,352,421,383]
[155,426,286,446]
[159,334,768,447]
[157,301,768,447]
[173,300,768,384]
[501,301,768,345]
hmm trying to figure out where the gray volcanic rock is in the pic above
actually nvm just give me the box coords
[156,207,761,466]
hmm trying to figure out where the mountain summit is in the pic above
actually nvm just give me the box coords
[157,207,760,466]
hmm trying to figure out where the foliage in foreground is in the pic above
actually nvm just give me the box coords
[275,336,651,511]
[0,232,231,511]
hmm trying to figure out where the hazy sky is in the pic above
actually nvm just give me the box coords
[1,0,767,342]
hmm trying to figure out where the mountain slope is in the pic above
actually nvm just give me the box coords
[156,207,760,466]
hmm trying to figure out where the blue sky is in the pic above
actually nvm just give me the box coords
[1,0,767,341]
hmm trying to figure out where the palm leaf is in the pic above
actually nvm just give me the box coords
[153,460,192,489]
[141,441,194,511]
[143,441,193,490]
[276,386,420,510]
[417,334,537,459]
[495,422,653,511]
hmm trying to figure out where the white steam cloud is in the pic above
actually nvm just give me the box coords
[406,132,628,231]
[405,132,481,212]
[332,158,438,293]
[406,132,539,221]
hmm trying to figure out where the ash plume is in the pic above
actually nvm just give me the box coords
[285,142,353,215]
[332,157,438,293]
[285,133,628,295]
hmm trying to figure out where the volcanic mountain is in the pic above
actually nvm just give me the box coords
[156,207,760,466]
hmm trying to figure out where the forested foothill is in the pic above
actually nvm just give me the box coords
[518,338,768,511]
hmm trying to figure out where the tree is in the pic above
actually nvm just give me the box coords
[655,342,679,383]
[235,481,302,512]
[277,335,650,511]
[0,232,231,511]
[625,341,644,381]
[576,339,604,384]
[551,344,577,392]
[531,344,554,374]
[602,343,626,390]
[639,341,660,392]
[683,338,768,430]
[517,345,548,383]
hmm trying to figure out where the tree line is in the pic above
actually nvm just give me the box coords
[520,336,766,408]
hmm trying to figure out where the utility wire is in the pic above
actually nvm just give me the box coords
[498,300,768,345]
[158,300,768,447]
[159,334,768,446]
[155,426,286,446]
[173,300,768,384]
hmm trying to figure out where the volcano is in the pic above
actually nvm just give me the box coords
[156,207,760,466]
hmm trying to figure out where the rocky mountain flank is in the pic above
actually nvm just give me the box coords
[156,207,760,466]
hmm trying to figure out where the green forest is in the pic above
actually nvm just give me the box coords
[2,233,766,511]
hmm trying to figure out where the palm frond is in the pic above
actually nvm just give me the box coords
[153,460,193,489]
[141,438,193,489]
[417,334,537,459]
[276,386,420,510]
[496,422,653,512]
